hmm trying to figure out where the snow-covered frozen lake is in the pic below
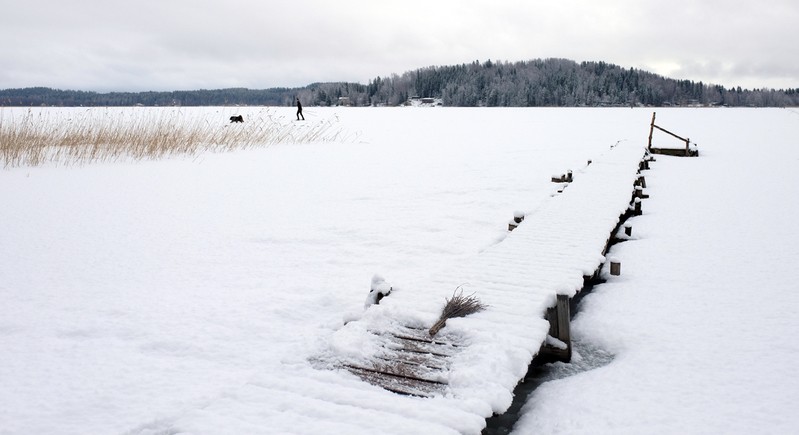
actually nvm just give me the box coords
[1,107,797,434]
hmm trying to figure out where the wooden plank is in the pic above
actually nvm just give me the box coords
[652,123,688,143]
[390,332,461,347]
[379,334,460,358]
[359,355,448,381]
[360,358,445,383]
[345,366,445,397]
[374,351,449,371]
[341,323,459,395]
[650,147,698,157]
[391,325,462,344]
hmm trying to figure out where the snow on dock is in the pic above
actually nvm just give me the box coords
[140,141,648,434]
[304,141,648,433]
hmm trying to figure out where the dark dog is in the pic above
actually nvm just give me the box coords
[229,115,244,123]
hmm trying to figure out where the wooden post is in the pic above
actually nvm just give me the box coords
[633,198,642,216]
[556,294,571,359]
[638,175,647,189]
[685,138,691,156]
[624,224,632,237]
[508,212,524,231]
[543,294,571,362]
[648,112,656,149]
[610,260,621,276]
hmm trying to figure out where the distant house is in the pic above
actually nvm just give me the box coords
[337,97,351,106]
[404,96,443,107]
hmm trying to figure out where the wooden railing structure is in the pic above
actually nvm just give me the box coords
[648,111,698,157]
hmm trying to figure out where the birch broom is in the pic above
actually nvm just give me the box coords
[429,288,487,336]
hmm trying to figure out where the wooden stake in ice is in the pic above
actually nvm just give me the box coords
[429,288,487,337]
[611,262,621,276]
[508,211,525,231]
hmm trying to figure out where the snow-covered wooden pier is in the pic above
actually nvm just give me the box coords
[308,142,651,433]
[146,141,649,434]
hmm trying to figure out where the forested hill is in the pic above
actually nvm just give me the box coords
[0,87,297,108]
[3,58,798,107]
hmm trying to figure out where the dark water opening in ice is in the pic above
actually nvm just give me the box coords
[482,339,615,434]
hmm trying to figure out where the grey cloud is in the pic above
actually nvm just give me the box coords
[1,0,797,91]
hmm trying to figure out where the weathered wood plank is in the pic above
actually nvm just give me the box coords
[375,351,449,370]
[650,147,698,157]
[379,334,460,358]
[340,324,458,395]
[352,358,446,383]
[388,325,463,346]
[345,366,445,397]
[652,123,689,143]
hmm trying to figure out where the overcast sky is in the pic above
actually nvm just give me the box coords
[2,0,797,92]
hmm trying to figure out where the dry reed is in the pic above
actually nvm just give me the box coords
[429,287,487,337]
[0,107,351,168]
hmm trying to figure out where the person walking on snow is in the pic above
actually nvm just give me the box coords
[296,98,304,120]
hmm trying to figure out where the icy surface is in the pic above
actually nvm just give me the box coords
[2,107,798,434]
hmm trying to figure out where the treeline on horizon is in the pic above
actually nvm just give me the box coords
[2,58,798,107]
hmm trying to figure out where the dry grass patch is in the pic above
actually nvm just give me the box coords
[1,108,351,168]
